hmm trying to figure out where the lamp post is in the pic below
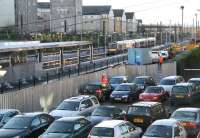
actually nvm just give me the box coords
[180,6,184,41]
[195,13,198,45]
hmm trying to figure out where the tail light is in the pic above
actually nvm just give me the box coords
[186,122,198,129]
[96,89,103,95]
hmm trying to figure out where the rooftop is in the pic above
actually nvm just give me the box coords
[57,116,85,122]
[64,95,92,102]
[0,109,19,114]
[125,12,134,19]
[189,78,200,81]
[113,9,124,17]
[130,101,160,107]
[16,112,47,117]
[111,76,127,79]
[175,83,193,86]
[95,120,124,128]
[162,76,182,80]
[152,119,178,126]
[174,107,200,112]
[83,6,111,15]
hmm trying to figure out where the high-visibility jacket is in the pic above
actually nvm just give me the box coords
[159,56,164,64]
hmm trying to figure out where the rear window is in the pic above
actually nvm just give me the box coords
[109,78,124,84]
[145,87,162,93]
[134,78,146,84]
[171,111,197,121]
[127,106,150,116]
[86,85,101,90]
[172,86,188,94]
[160,79,175,85]
[91,127,114,137]
[115,85,131,91]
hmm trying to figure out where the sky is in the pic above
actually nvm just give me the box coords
[39,0,200,25]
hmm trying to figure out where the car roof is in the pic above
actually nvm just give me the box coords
[130,101,161,107]
[189,78,200,81]
[135,76,151,79]
[95,120,125,128]
[0,109,19,114]
[175,83,193,87]
[16,112,47,117]
[87,82,102,85]
[57,116,85,122]
[64,95,95,102]
[147,86,163,88]
[111,76,127,79]
[174,107,200,112]
[96,106,118,109]
[162,76,182,80]
[119,83,136,86]
[152,119,178,126]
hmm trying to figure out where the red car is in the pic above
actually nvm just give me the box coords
[139,86,168,102]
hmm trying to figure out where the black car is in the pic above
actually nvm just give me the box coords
[0,112,54,138]
[109,76,128,89]
[125,102,168,130]
[87,106,125,126]
[82,82,113,102]
[0,109,20,128]
[133,76,156,91]
[170,83,199,105]
[39,117,92,138]
[110,83,141,103]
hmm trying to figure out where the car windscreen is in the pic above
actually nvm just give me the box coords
[127,106,150,116]
[172,86,188,94]
[145,87,162,93]
[46,121,74,134]
[115,85,131,91]
[3,117,32,129]
[109,78,124,84]
[134,78,145,84]
[91,127,114,137]
[86,84,101,90]
[144,125,172,138]
[171,111,197,121]
[92,107,117,117]
[160,79,175,85]
[56,101,80,111]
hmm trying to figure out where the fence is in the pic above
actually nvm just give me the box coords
[0,62,176,112]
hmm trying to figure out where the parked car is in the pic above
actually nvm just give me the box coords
[125,102,169,130]
[39,116,92,138]
[170,83,199,105]
[87,106,126,126]
[82,82,113,102]
[139,86,169,102]
[170,108,200,137]
[0,109,20,128]
[88,120,142,138]
[110,83,141,103]
[159,50,169,59]
[159,76,185,95]
[0,112,54,138]
[109,76,128,89]
[50,95,100,119]
[142,119,187,138]
[151,51,159,63]
[188,78,200,91]
[133,76,156,91]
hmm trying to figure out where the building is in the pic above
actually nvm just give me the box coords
[37,2,50,33]
[125,12,137,34]
[15,0,38,33]
[50,0,82,33]
[0,0,15,29]
[82,6,114,34]
[113,9,126,33]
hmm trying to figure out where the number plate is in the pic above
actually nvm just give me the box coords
[115,98,121,100]
[133,118,144,123]
[175,95,184,98]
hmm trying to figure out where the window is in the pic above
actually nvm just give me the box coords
[31,117,41,128]
[125,122,135,132]
[80,99,93,109]
[40,115,48,124]
[91,97,99,105]
[74,123,81,131]
[119,124,129,135]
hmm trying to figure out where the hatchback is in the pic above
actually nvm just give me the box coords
[142,119,187,138]
[88,120,142,138]
[170,108,200,137]
[110,83,140,103]
[39,116,92,138]
[170,83,199,105]
[139,86,168,102]
[125,102,168,130]
[0,112,54,138]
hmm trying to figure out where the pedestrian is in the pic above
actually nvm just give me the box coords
[158,55,164,70]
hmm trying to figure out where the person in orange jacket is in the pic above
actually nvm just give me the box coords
[159,55,164,65]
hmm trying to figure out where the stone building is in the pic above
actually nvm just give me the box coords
[113,9,126,34]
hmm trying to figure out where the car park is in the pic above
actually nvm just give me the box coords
[170,108,200,137]
[0,109,20,128]
[50,95,99,119]
[0,112,54,138]
[142,119,187,138]
[125,102,168,130]
[88,120,142,138]
[110,83,141,103]
[82,82,113,102]
[109,76,128,89]
[139,86,169,102]
[87,106,125,126]
[39,116,92,138]
[159,76,185,95]
[170,83,199,105]
[133,76,156,91]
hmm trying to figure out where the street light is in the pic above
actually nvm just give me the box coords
[180,5,184,41]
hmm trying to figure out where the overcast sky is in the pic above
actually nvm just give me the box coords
[39,0,200,25]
